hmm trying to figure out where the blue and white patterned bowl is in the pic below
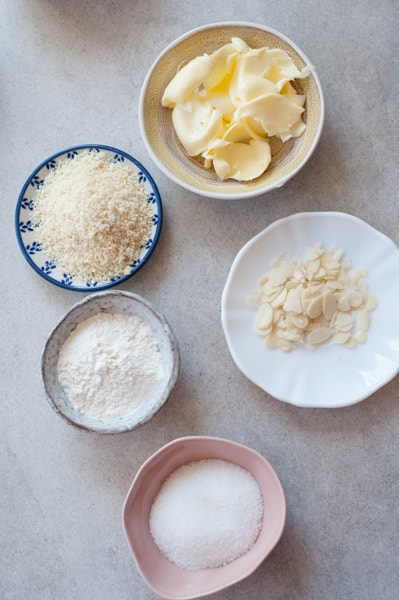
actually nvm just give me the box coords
[15,145,163,291]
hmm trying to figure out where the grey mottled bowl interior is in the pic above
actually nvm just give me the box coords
[41,291,180,433]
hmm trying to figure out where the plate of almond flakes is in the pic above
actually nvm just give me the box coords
[221,212,399,407]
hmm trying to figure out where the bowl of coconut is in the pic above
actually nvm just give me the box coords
[139,22,324,199]
[41,290,180,433]
[16,145,162,291]
[122,436,286,599]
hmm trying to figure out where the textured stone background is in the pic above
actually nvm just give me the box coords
[1,1,398,599]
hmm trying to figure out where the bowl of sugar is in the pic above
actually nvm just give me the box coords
[122,436,286,599]
[41,290,180,433]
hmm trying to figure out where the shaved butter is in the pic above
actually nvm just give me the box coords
[213,139,271,182]
[162,37,314,181]
[162,57,217,108]
[172,98,223,156]
[162,41,239,107]
[234,93,304,138]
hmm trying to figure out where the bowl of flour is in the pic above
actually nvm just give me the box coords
[41,291,180,433]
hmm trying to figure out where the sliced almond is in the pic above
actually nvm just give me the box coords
[279,259,295,277]
[307,258,321,274]
[300,285,322,311]
[307,295,323,319]
[291,314,308,329]
[357,309,370,332]
[343,259,353,271]
[277,328,302,342]
[285,279,300,290]
[344,336,357,349]
[354,267,367,277]
[357,280,368,295]
[261,281,281,298]
[284,288,302,313]
[333,248,344,262]
[315,266,326,279]
[246,294,261,310]
[265,332,279,347]
[323,292,338,321]
[337,294,351,311]
[270,287,288,308]
[365,293,378,311]
[305,244,323,260]
[277,339,294,352]
[254,324,272,336]
[255,302,273,330]
[348,290,363,308]
[307,327,332,345]
[354,331,367,343]
[324,279,345,291]
[248,244,377,353]
[320,252,336,267]
[293,267,305,282]
[268,267,287,286]
[270,254,283,268]
[331,330,351,344]
[333,312,354,332]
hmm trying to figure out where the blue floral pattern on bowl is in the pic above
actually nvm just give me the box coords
[15,145,163,291]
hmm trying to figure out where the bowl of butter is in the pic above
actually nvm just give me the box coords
[139,22,324,200]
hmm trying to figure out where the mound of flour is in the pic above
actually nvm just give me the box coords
[57,312,164,420]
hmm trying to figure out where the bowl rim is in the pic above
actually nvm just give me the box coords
[41,289,180,434]
[221,210,399,407]
[122,435,287,599]
[139,21,325,200]
[15,144,163,291]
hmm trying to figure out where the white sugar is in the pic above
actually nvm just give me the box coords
[149,459,263,570]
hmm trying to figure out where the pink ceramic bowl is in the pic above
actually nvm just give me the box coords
[122,436,286,599]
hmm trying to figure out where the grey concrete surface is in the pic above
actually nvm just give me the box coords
[1,1,398,599]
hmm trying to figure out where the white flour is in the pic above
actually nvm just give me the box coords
[57,312,164,420]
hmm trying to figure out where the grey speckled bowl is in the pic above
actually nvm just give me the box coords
[41,291,180,434]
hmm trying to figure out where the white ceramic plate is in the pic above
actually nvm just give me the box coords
[221,212,399,408]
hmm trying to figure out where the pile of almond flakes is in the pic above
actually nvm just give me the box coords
[246,243,377,352]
